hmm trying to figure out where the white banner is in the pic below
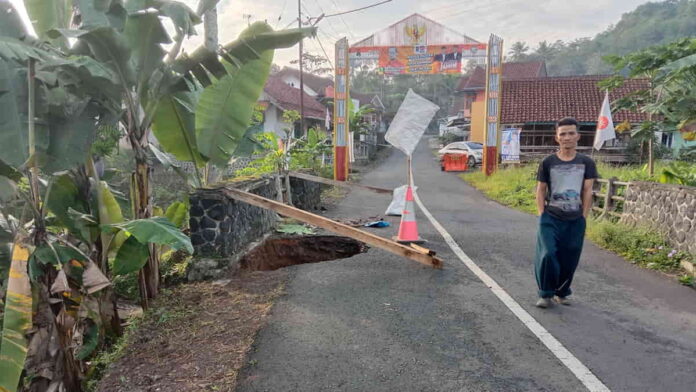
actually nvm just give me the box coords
[501,127,521,163]
[385,89,440,156]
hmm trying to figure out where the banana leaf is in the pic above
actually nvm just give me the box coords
[112,236,149,276]
[164,201,188,228]
[102,216,193,254]
[152,91,206,167]
[0,1,29,39]
[0,244,33,392]
[195,23,275,166]
[24,0,72,50]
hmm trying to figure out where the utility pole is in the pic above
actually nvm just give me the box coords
[298,0,305,137]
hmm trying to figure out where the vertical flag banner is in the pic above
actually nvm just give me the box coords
[501,128,521,163]
[594,91,616,150]
[334,38,350,181]
[483,34,504,176]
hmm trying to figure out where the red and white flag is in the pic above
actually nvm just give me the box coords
[594,91,616,150]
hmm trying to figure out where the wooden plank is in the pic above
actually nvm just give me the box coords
[593,193,607,198]
[596,178,609,184]
[592,207,604,213]
[614,181,630,186]
[410,243,437,256]
[611,196,625,202]
[222,187,443,269]
[289,171,393,195]
[607,211,623,218]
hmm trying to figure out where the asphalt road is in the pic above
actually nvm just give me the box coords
[237,138,696,392]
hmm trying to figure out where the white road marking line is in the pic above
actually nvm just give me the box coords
[413,192,610,392]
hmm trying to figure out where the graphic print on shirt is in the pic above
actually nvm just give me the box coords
[549,164,585,212]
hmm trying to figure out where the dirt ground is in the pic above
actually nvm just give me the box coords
[96,269,288,392]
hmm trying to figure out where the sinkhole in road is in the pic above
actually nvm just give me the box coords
[240,235,369,271]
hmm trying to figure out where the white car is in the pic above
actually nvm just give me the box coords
[438,142,484,170]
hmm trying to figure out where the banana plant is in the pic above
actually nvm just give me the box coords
[44,0,316,301]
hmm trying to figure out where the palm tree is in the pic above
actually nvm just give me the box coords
[508,41,529,61]
[534,40,556,62]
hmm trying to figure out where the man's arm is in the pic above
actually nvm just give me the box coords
[582,178,595,218]
[536,182,547,216]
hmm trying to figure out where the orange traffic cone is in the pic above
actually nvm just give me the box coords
[393,185,424,244]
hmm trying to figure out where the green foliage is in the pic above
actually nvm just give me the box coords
[660,161,696,186]
[102,217,193,254]
[350,68,457,124]
[195,23,310,166]
[460,164,538,215]
[350,104,377,135]
[292,128,331,173]
[92,125,121,157]
[586,218,692,272]
[152,90,206,170]
[678,274,694,286]
[112,236,149,276]
[277,224,315,235]
[512,0,696,76]
[164,201,189,229]
[0,245,31,392]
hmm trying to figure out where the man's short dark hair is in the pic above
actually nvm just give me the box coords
[556,117,579,129]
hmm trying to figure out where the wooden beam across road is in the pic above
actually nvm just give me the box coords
[222,187,443,269]
[289,171,393,195]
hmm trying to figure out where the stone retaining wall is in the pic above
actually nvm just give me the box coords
[621,182,696,255]
[187,176,322,280]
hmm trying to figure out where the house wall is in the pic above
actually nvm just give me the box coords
[672,131,696,156]
[470,100,485,143]
[280,75,318,96]
[262,104,292,138]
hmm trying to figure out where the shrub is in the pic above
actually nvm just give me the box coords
[586,219,691,272]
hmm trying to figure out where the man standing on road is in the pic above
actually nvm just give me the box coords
[534,117,598,308]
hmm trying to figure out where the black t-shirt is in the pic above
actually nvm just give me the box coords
[536,153,599,220]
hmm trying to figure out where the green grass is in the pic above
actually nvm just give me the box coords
[595,161,666,182]
[586,218,692,273]
[460,164,538,215]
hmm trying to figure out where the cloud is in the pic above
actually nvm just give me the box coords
[10,0,651,69]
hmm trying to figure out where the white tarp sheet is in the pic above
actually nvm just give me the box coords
[385,185,418,216]
[385,89,440,156]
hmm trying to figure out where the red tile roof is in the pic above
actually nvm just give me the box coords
[263,76,326,120]
[501,76,650,124]
[275,67,333,96]
[457,61,547,91]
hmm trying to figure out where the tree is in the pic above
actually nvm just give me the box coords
[49,0,315,303]
[508,41,529,61]
[532,40,557,62]
[0,1,313,390]
[600,37,696,175]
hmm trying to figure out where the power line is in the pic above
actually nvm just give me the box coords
[311,0,345,40]
[275,0,289,28]
[328,0,356,39]
[323,0,392,18]
[315,34,335,70]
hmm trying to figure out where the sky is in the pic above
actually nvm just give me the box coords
[9,0,651,68]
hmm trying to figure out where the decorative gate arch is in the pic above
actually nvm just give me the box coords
[331,14,503,180]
